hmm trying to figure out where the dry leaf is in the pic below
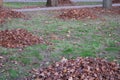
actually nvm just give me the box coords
[0,8,25,24]
[30,57,120,80]
[0,29,45,48]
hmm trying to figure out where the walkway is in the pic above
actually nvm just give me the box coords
[13,4,120,12]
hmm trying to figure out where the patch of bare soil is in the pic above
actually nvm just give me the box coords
[0,8,25,24]
[0,28,45,48]
[30,57,120,80]
[58,6,120,20]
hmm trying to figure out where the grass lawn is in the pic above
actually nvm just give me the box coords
[3,2,102,9]
[75,2,102,6]
[3,2,46,8]
[0,10,120,80]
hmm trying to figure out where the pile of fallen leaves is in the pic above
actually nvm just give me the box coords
[58,6,120,20]
[31,57,120,80]
[58,8,98,20]
[0,8,25,24]
[113,0,120,3]
[0,28,45,48]
[93,6,120,15]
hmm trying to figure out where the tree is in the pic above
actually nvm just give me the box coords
[46,0,52,7]
[46,0,72,7]
[103,0,112,9]
[0,0,3,8]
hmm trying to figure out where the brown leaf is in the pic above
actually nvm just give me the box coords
[0,29,45,48]
[30,57,120,80]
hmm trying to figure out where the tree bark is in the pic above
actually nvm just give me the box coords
[46,0,58,7]
[46,0,52,7]
[46,0,72,7]
[0,0,3,8]
[103,0,112,9]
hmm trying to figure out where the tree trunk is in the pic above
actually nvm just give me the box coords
[46,0,72,7]
[0,0,3,8]
[46,0,52,7]
[103,0,112,9]
[46,0,58,7]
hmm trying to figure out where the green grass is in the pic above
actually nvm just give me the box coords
[0,10,120,79]
[3,2,102,9]
[3,2,46,8]
[8,69,19,79]
[75,2,102,6]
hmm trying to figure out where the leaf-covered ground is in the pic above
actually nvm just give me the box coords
[0,8,25,24]
[31,57,120,80]
[58,6,120,20]
[0,7,120,80]
[0,28,45,48]
[113,0,120,3]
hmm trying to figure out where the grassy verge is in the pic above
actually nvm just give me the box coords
[0,10,120,80]
[3,2,46,8]
[75,2,102,6]
[3,2,102,9]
